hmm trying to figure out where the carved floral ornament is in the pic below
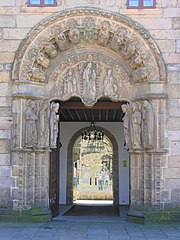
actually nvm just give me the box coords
[13,8,166,86]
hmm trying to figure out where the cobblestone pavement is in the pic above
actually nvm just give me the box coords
[0,217,180,240]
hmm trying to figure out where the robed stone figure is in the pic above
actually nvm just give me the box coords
[122,104,131,150]
[50,102,60,148]
[142,100,154,149]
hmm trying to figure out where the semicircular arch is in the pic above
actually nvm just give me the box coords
[66,125,119,205]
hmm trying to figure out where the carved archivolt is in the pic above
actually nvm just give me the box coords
[12,8,166,86]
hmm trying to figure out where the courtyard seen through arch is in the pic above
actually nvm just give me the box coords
[72,134,113,203]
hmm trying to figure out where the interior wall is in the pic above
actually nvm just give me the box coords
[59,122,129,205]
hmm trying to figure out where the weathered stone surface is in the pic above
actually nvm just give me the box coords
[163,53,180,64]
[167,85,180,97]
[0,0,15,7]
[164,8,180,18]
[0,98,12,107]
[168,156,180,167]
[177,40,180,52]
[171,189,180,203]
[0,107,12,117]
[135,18,172,30]
[0,7,20,14]
[167,117,180,131]
[16,15,49,28]
[0,154,10,165]
[161,0,178,7]
[164,168,180,178]
[0,53,15,63]
[156,40,176,53]
[0,140,10,153]
[0,16,16,27]
[0,117,12,130]
[0,72,10,82]
[170,141,180,155]
[3,28,31,40]
[0,188,10,204]
[0,130,11,140]
[0,166,11,177]
[165,179,180,189]
[172,18,180,29]
[0,40,21,53]
[167,71,180,84]
[0,84,11,98]
[150,29,180,40]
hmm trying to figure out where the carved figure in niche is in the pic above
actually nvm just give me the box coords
[55,31,69,51]
[50,102,59,148]
[25,99,38,148]
[44,41,57,58]
[36,52,50,69]
[130,52,143,69]
[132,67,148,83]
[68,25,80,44]
[110,28,127,51]
[82,60,97,103]
[83,18,96,42]
[122,104,131,150]
[120,39,136,60]
[29,67,46,82]
[63,68,77,96]
[38,101,49,148]
[131,102,142,149]
[98,21,110,46]
[142,100,154,149]
[103,68,118,98]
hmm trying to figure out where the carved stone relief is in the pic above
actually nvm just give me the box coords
[12,9,165,86]
[24,99,38,148]
[49,53,129,106]
[122,100,155,151]
[50,102,60,149]
[12,99,60,150]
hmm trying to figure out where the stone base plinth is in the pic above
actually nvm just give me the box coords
[127,206,180,224]
[0,207,52,223]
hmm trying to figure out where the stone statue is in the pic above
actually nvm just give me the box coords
[68,26,80,44]
[98,21,110,46]
[121,39,136,60]
[103,68,118,98]
[36,52,50,69]
[131,102,142,149]
[55,31,69,51]
[83,20,95,42]
[44,41,57,58]
[38,101,49,148]
[82,61,97,103]
[142,100,154,149]
[63,68,77,96]
[132,67,148,83]
[130,53,143,69]
[25,99,38,148]
[29,67,46,82]
[50,102,59,148]
[122,104,131,150]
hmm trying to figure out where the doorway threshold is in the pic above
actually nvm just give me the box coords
[74,200,113,206]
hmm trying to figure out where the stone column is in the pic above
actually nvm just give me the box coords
[11,97,53,220]
[127,98,168,224]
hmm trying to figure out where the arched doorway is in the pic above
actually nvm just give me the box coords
[11,8,167,222]
[66,121,120,207]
